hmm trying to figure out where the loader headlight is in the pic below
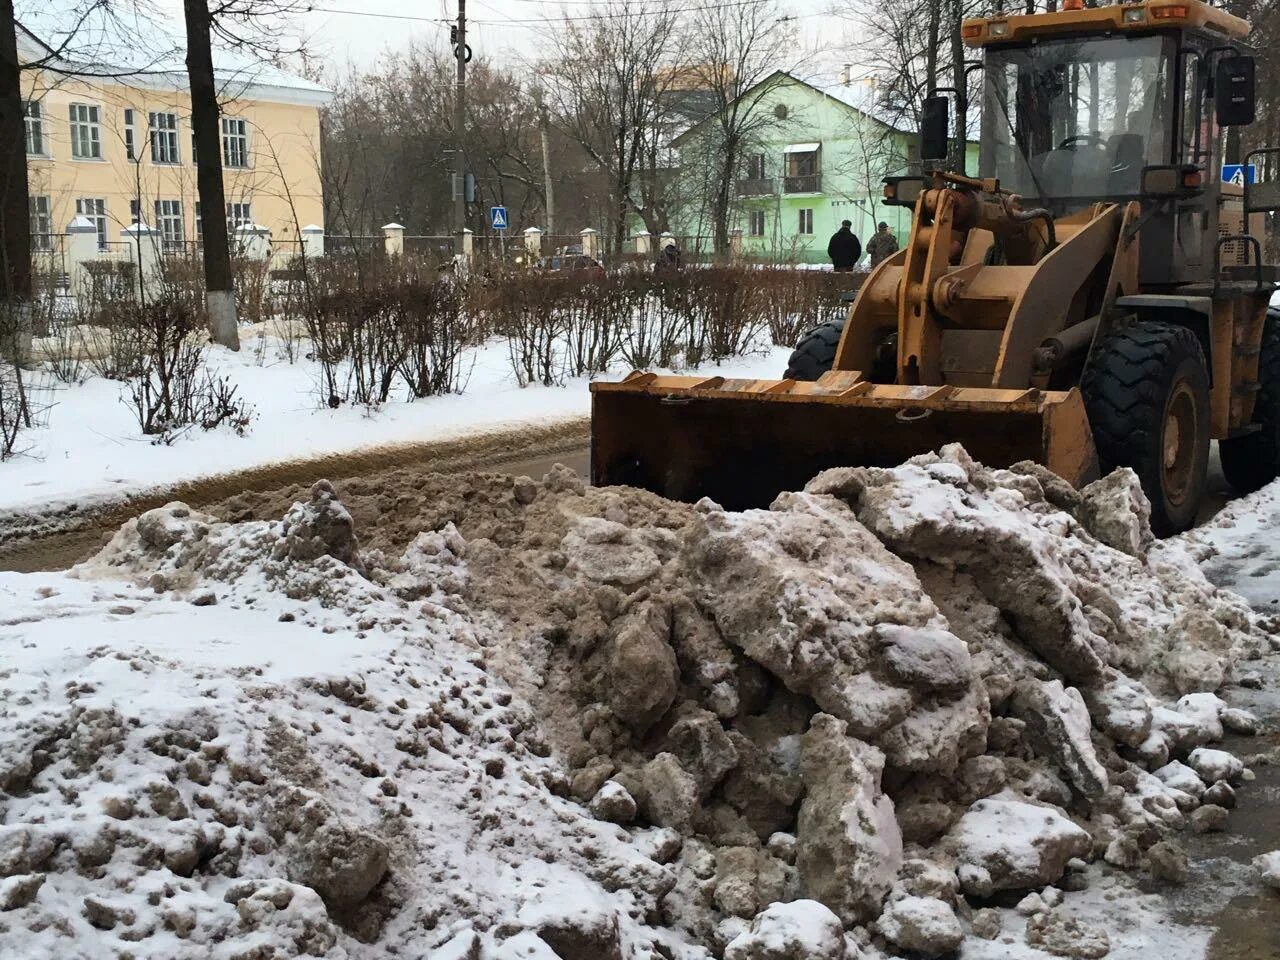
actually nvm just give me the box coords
[1123,7,1146,22]
[989,20,1009,36]
[883,176,926,208]
[1142,166,1180,195]
[1142,164,1203,196]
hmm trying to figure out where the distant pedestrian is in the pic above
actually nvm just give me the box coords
[827,220,861,272]
[866,221,900,268]
[655,241,683,278]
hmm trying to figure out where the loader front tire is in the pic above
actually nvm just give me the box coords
[1218,312,1280,495]
[1083,320,1210,536]
[784,318,845,381]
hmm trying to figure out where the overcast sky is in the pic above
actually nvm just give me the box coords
[156,0,851,77]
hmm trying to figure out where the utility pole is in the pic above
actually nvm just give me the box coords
[453,0,467,257]
[538,100,555,239]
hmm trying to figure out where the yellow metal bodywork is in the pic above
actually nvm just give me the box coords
[590,372,1095,509]
[961,0,1249,47]
[590,191,1129,507]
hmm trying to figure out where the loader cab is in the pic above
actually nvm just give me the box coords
[979,33,1176,208]
[964,0,1271,286]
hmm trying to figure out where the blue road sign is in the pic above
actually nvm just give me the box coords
[490,206,509,230]
[1222,164,1257,187]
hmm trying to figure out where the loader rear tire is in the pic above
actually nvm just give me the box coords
[1082,320,1210,536]
[1218,312,1280,495]
[784,318,845,381]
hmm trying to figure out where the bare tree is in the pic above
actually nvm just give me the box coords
[540,0,679,255]
[681,0,793,254]
[838,0,990,164]
[184,0,237,348]
[180,0,307,351]
[1,0,33,315]
[831,103,909,234]
[321,45,567,244]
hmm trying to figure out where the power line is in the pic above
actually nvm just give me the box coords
[304,6,446,25]
[303,0,777,28]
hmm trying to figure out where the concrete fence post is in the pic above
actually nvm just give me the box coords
[300,224,325,260]
[121,223,162,300]
[460,228,474,262]
[523,227,543,259]
[634,231,652,257]
[66,215,100,301]
[729,229,744,259]
[579,227,599,260]
[659,231,676,254]
[235,223,272,261]
[382,222,405,258]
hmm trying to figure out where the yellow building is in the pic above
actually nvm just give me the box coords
[17,2,331,258]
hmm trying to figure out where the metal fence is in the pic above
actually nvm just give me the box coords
[404,235,455,262]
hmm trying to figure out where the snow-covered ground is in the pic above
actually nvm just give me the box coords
[1,333,789,518]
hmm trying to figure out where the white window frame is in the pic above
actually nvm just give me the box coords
[798,208,814,235]
[29,196,52,251]
[149,111,181,164]
[221,117,249,168]
[25,101,46,156]
[76,198,108,250]
[155,199,184,251]
[226,201,252,228]
[69,103,102,160]
[748,210,765,238]
[124,108,137,161]
[195,201,202,241]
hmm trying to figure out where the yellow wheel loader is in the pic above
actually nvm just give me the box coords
[590,0,1280,534]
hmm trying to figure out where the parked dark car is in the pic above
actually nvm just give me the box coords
[537,254,605,276]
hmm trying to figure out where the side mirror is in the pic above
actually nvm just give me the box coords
[920,95,950,162]
[1215,56,1255,127]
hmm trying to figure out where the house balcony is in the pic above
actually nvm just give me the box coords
[783,174,822,194]
[736,178,776,197]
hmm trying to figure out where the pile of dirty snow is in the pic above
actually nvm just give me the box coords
[1,446,1274,959]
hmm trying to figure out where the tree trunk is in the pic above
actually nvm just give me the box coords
[183,0,239,350]
[1,0,33,306]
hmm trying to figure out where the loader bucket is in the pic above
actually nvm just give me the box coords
[590,371,1097,509]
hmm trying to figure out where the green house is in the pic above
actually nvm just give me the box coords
[671,70,977,265]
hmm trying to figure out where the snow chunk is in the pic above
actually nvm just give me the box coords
[796,714,902,924]
[1187,748,1244,784]
[944,795,1092,896]
[1011,679,1109,797]
[724,900,846,960]
[1152,761,1206,798]
[1254,850,1280,891]
[876,896,963,957]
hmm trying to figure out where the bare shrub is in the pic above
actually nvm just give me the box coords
[395,277,477,398]
[234,257,274,327]
[110,297,255,441]
[489,271,566,388]
[1,302,51,460]
[563,273,624,377]
[622,268,685,370]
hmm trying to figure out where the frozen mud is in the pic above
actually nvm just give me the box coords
[0,445,1273,959]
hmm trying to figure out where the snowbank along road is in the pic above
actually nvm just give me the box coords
[1,444,1277,958]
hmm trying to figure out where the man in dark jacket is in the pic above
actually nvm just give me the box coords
[827,220,861,271]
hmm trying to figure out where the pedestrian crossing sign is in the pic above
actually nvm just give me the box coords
[1222,164,1257,187]
[490,206,509,230]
